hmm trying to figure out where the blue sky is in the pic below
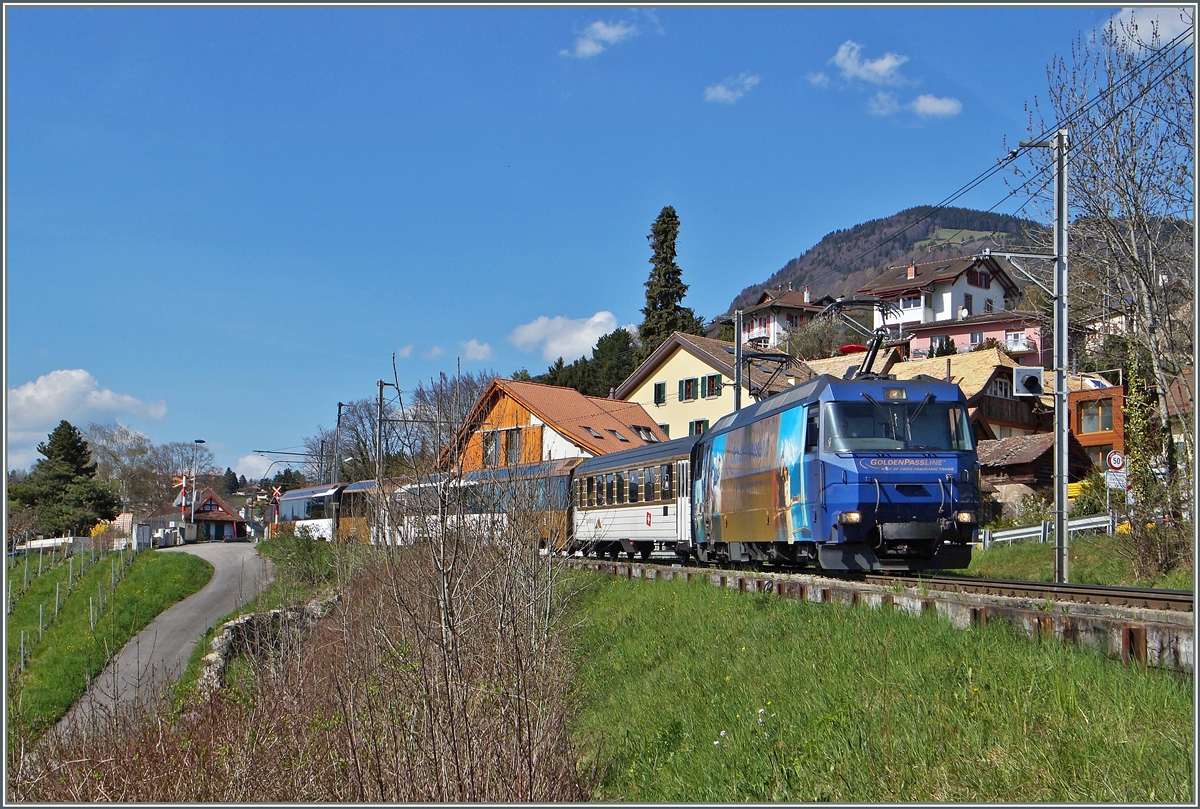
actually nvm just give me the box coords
[5,5,1183,477]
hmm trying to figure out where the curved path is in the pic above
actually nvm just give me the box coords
[54,541,275,738]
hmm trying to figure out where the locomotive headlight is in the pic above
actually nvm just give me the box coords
[956,511,977,524]
[838,511,862,524]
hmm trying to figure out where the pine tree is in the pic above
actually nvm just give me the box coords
[221,467,239,494]
[9,420,119,536]
[637,206,705,362]
[37,420,97,478]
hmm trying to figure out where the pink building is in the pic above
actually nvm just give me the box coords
[903,310,1050,367]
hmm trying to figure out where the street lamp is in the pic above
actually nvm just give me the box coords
[191,439,206,533]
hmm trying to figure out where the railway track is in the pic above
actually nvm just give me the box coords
[860,573,1194,613]
[575,554,1193,614]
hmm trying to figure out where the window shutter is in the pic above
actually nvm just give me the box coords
[678,380,685,402]
[699,376,708,398]
[712,375,722,394]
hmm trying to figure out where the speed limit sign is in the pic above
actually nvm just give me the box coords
[1106,450,1125,471]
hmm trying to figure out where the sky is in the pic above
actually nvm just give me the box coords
[4,5,1191,479]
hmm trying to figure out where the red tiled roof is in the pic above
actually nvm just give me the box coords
[857,254,1021,299]
[744,290,825,316]
[976,433,1054,467]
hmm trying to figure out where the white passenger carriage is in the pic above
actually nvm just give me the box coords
[571,434,702,561]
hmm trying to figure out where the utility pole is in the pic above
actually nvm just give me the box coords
[733,309,743,411]
[1052,129,1070,584]
[330,401,345,540]
[376,380,385,544]
[1017,129,1069,583]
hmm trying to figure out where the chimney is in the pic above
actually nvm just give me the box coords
[803,285,810,304]
[608,387,616,399]
[906,262,916,280]
[787,281,793,292]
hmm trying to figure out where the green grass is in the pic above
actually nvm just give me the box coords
[7,549,213,742]
[963,532,1194,589]
[567,572,1194,802]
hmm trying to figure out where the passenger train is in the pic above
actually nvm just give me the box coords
[270,372,979,573]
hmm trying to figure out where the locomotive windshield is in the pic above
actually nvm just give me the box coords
[823,397,974,452]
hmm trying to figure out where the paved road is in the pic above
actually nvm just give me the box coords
[54,541,275,737]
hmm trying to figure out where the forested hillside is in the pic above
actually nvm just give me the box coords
[725,206,1045,314]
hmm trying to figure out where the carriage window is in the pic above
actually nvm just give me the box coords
[661,464,673,499]
[645,466,657,501]
[615,472,625,504]
[605,474,615,504]
[586,476,595,507]
[629,469,640,503]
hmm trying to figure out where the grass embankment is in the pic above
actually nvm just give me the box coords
[568,572,1194,802]
[964,531,1193,589]
[7,549,213,742]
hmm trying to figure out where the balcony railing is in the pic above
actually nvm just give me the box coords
[977,394,1035,427]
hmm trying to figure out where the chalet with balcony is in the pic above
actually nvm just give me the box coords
[857,254,1022,334]
[739,286,826,349]
[903,310,1050,366]
[445,378,669,474]
[888,348,1046,441]
[976,433,1093,519]
[615,332,799,440]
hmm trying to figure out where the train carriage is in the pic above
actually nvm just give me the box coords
[691,373,979,571]
[572,434,702,561]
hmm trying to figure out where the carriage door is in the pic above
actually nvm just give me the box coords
[675,459,690,544]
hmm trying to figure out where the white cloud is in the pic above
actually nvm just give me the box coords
[911,94,962,117]
[704,73,760,104]
[831,40,909,85]
[6,369,167,469]
[807,71,829,87]
[426,346,446,359]
[235,453,272,481]
[509,311,620,362]
[561,20,638,58]
[395,345,413,359]
[461,339,493,361]
[1109,7,1193,50]
[868,91,901,116]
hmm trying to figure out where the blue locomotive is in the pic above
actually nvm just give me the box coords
[690,373,979,571]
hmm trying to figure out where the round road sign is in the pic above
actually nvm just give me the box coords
[1106,450,1125,471]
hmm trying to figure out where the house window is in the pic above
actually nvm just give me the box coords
[680,378,699,402]
[653,382,666,406]
[658,423,669,438]
[931,335,951,352]
[1080,399,1114,433]
[970,331,984,346]
[483,432,500,467]
[582,425,602,439]
[689,419,710,436]
[1086,444,1114,468]
[984,299,995,314]
[989,378,1012,398]
[900,295,921,310]
[504,428,522,465]
[967,269,992,289]
[632,425,659,443]
[701,374,723,398]
[1005,329,1025,344]
[607,429,629,442]
[962,294,973,317]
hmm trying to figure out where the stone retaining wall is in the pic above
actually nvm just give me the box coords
[197,594,340,696]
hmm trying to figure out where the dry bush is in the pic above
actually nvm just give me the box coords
[10,475,590,802]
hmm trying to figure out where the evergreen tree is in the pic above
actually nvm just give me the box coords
[932,336,958,357]
[239,474,248,488]
[637,206,705,362]
[37,420,97,478]
[8,421,119,536]
[221,467,239,494]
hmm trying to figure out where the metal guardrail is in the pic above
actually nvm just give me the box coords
[980,514,1113,550]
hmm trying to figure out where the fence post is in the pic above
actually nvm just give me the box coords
[981,528,991,550]
[1040,519,1051,544]
[90,597,95,631]
[56,582,60,617]
[39,603,43,641]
